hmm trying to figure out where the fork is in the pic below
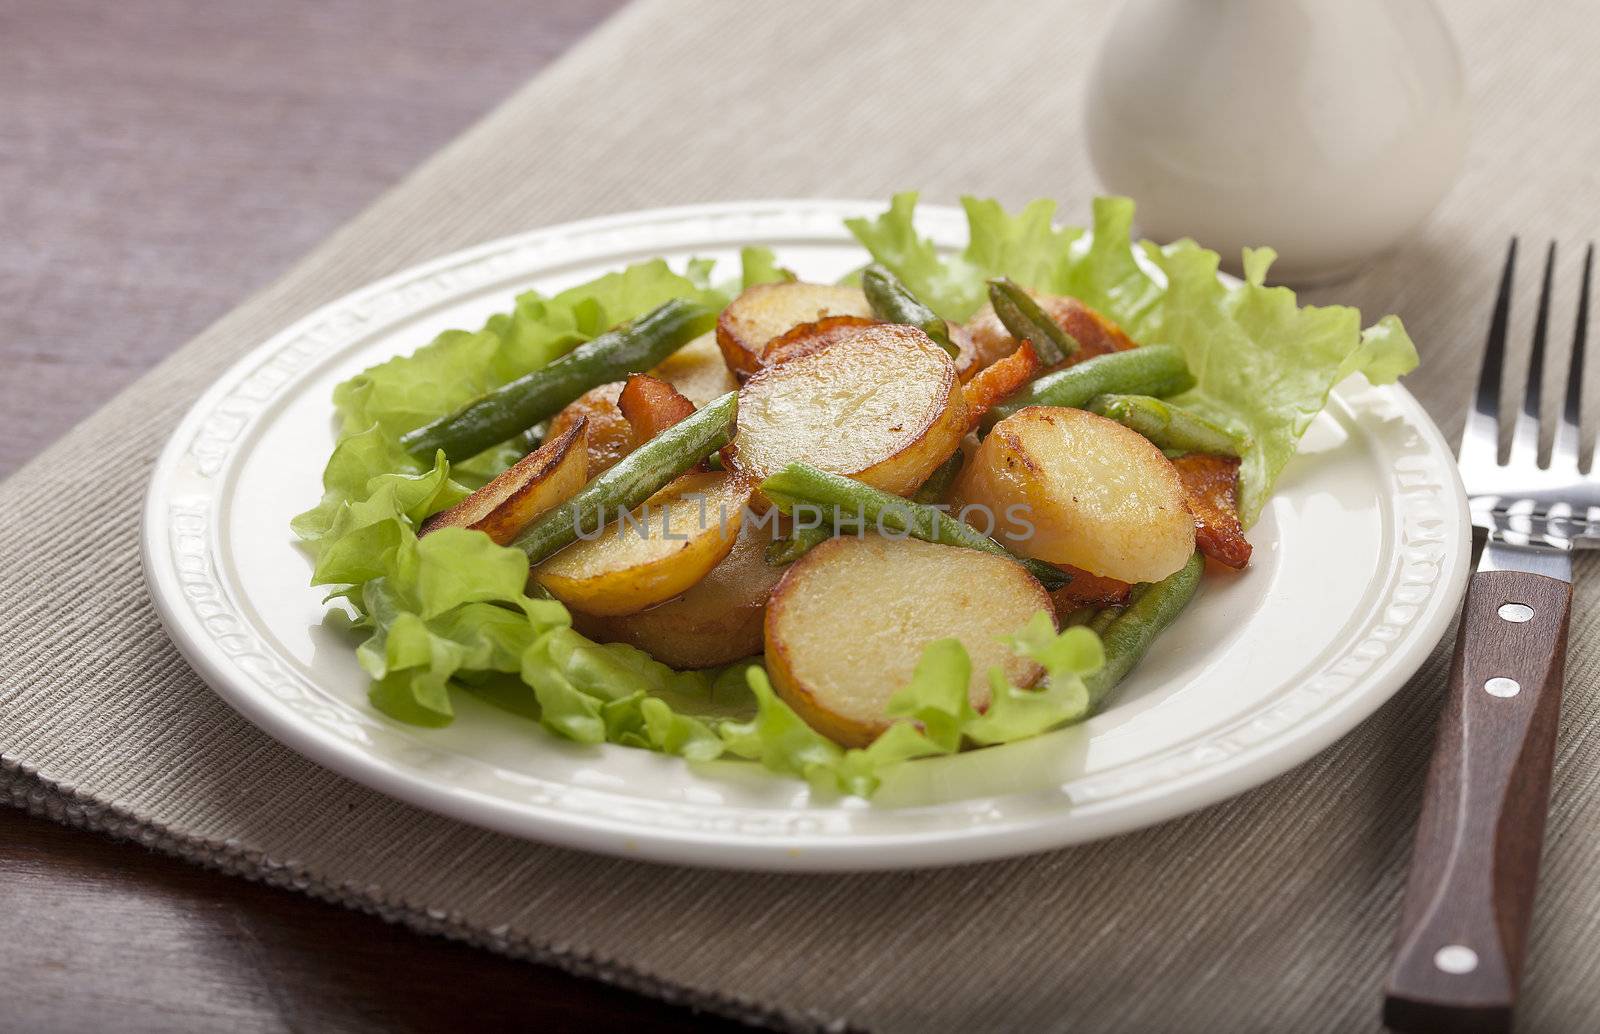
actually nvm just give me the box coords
[1384,239,1595,1033]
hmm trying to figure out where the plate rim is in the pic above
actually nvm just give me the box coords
[141,199,1471,871]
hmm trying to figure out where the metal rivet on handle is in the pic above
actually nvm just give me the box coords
[1485,677,1522,698]
[1499,603,1535,623]
[1434,945,1480,974]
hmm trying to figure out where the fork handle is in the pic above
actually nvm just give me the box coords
[1384,569,1572,1033]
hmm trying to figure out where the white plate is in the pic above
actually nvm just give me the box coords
[142,201,1470,872]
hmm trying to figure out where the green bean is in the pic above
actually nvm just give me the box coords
[510,391,737,565]
[1082,552,1204,711]
[987,277,1076,367]
[401,298,715,461]
[979,345,1195,432]
[1088,394,1246,457]
[765,453,960,566]
[764,453,959,564]
[518,420,549,455]
[757,462,1068,589]
[1086,606,1123,636]
[861,264,958,358]
[764,523,833,567]
[912,450,964,504]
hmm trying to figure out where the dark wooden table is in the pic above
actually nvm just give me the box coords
[0,3,748,1030]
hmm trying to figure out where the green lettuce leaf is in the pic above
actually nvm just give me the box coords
[1142,241,1419,521]
[738,245,794,289]
[844,192,985,320]
[847,194,1419,523]
[353,527,567,726]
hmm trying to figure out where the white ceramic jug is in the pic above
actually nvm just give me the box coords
[1086,0,1467,282]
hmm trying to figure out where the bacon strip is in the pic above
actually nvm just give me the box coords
[1050,564,1133,611]
[618,373,696,445]
[961,340,1040,427]
[547,381,634,478]
[1171,453,1252,569]
[964,294,1137,371]
[1053,298,1139,367]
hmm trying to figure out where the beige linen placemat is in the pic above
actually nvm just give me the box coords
[5,2,1600,1030]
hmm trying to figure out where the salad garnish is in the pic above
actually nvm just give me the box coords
[292,195,1417,796]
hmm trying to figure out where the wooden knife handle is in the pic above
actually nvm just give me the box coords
[1384,569,1572,1033]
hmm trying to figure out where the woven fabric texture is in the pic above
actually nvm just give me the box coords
[5,2,1600,1031]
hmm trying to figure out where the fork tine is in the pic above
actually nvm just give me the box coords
[1553,243,1594,473]
[1462,239,1516,467]
[1509,242,1557,468]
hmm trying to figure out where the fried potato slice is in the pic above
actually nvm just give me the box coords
[964,292,1137,370]
[961,340,1040,426]
[764,534,1052,748]
[716,281,873,378]
[534,471,753,617]
[649,331,738,407]
[546,381,634,479]
[1172,453,1252,569]
[760,314,880,365]
[952,406,1194,583]
[571,519,785,669]
[618,373,696,445]
[726,323,968,498]
[419,419,588,545]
